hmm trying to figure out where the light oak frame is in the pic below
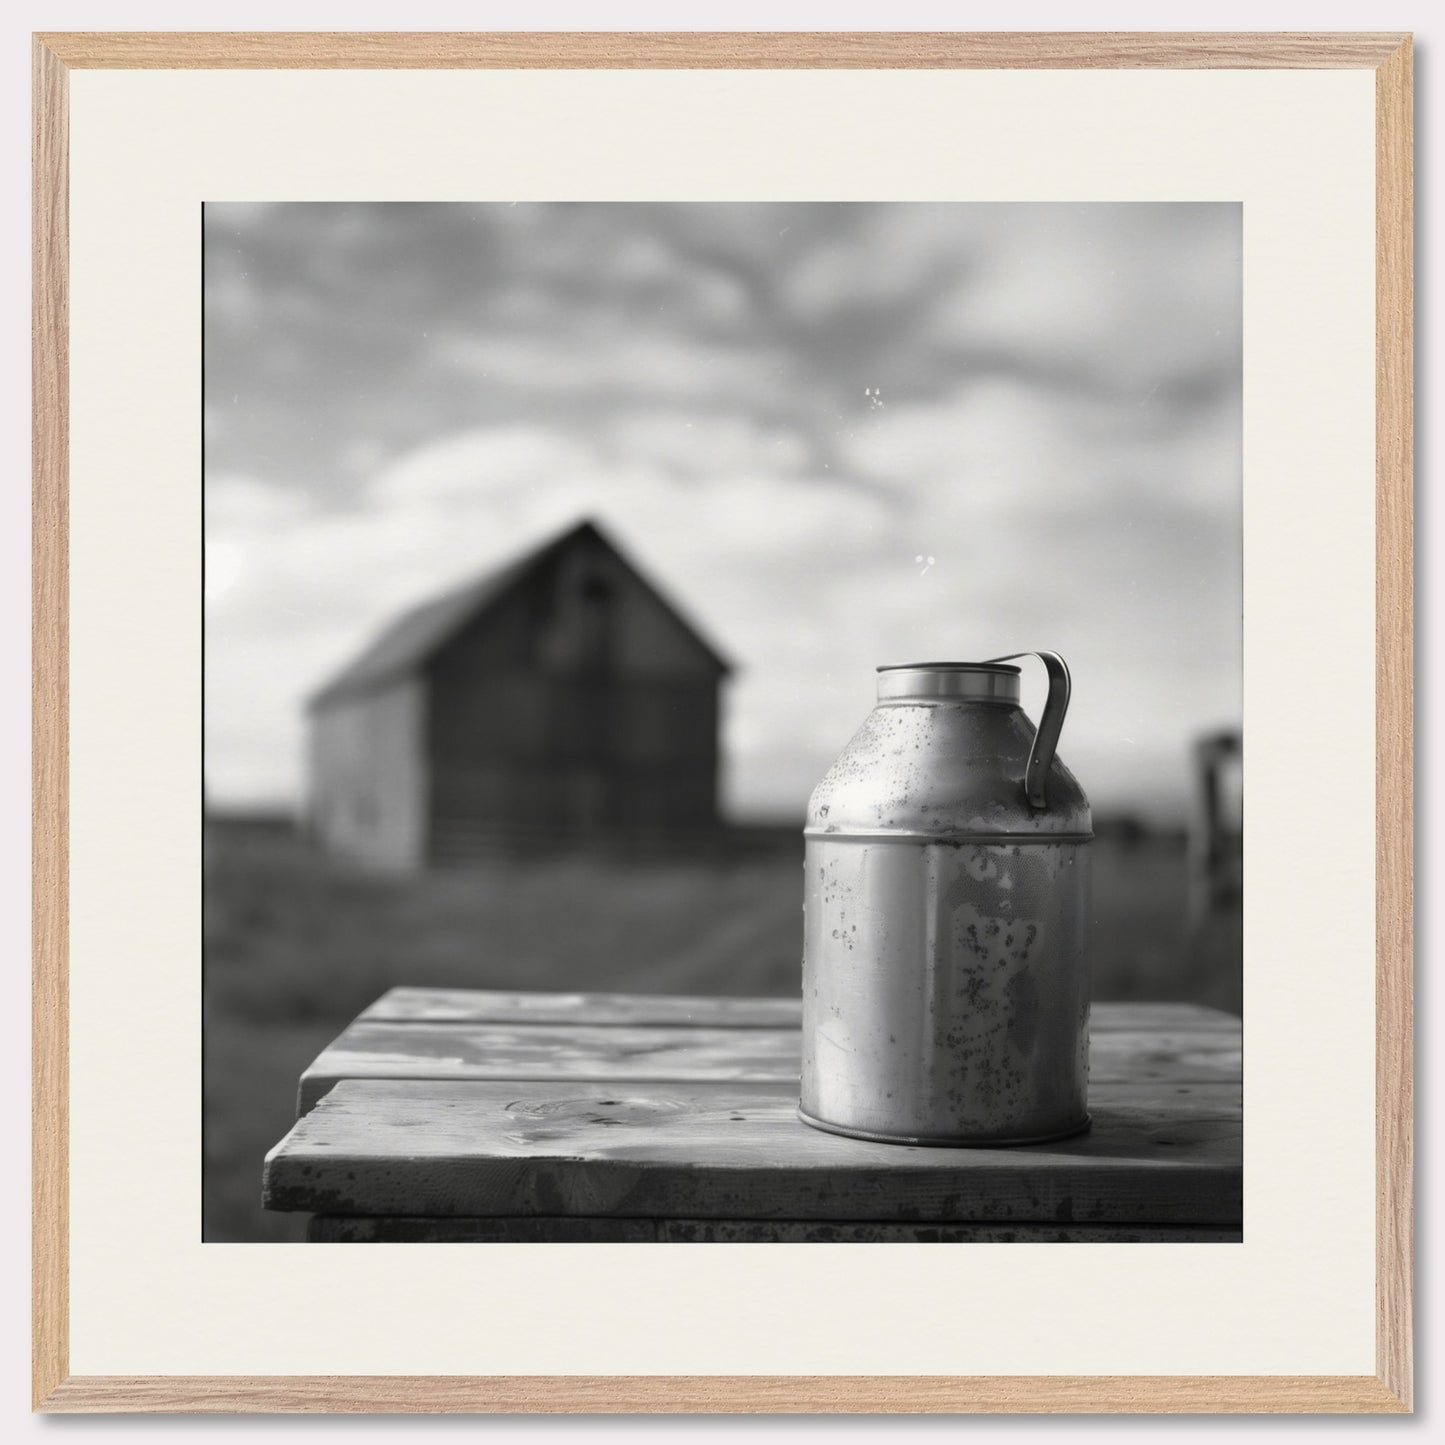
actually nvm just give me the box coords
[32,30,1413,1415]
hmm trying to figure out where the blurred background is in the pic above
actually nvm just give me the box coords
[204,202,1242,1241]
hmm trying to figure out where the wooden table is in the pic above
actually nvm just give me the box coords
[263,989,1242,1242]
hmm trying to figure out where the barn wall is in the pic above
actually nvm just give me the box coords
[426,531,723,842]
[308,679,427,868]
[427,674,720,837]
[435,530,721,679]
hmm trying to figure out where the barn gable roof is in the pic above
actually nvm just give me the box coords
[309,518,731,709]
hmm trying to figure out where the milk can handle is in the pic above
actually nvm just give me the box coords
[985,650,1071,811]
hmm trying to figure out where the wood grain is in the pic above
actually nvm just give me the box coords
[299,1021,803,1108]
[265,1079,1241,1224]
[360,987,807,1028]
[35,1374,1410,1414]
[309,1215,1243,1244]
[297,1014,1242,1112]
[1374,36,1414,1415]
[31,34,70,1416]
[362,986,1239,1032]
[34,32,1410,70]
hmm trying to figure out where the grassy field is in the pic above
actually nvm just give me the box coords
[204,820,1240,1242]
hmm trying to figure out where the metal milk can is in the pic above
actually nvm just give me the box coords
[799,652,1092,1145]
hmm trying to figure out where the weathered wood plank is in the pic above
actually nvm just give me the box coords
[297,1021,1241,1113]
[360,988,1238,1033]
[266,1080,1241,1224]
[298,1023,797,1112]
[359,988,805,1028]
[308,1215,1242,1244]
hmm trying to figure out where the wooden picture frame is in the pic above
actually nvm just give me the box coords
[32,31,1413,1414]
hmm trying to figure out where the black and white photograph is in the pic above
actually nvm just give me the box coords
[204,201,1243,1244]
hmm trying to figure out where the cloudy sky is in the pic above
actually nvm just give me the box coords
[205,202,1241,824]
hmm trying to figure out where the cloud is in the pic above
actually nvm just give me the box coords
[925,206,1241,396]
[443,327,802,410]
[369,426,594,507]
[781,204,990,322]
[843,374,1240,518]
[599,410,814,477]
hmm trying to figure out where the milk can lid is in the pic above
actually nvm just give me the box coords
[877,660,1021,673]
[876,662,1022,704]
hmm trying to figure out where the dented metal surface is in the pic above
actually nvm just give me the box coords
[800,658,1093,1146]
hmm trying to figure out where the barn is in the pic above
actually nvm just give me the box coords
[307,518,731,868]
